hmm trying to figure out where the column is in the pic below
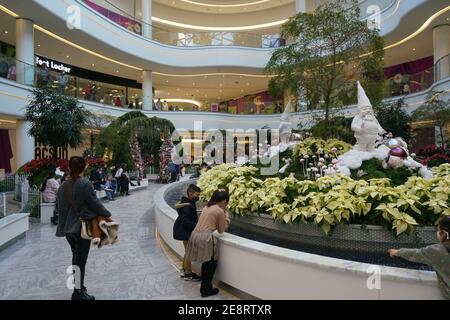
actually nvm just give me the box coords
[15,18,34,85]
[433,24,450,81]
[141,0,152,39]
[15,120,35,167]
[295,0,306,13]
[142,70,153,111]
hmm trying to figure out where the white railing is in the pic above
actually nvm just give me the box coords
[20,182,42,219]
[0,193,5,218]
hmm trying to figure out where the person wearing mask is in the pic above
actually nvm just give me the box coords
[388,215,450,299]
[173,184,202,281]
[55,156,112,300]
[186,189,230,297]
[41,170,60,203]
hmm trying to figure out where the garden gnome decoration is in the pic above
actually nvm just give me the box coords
[351,82,386,152]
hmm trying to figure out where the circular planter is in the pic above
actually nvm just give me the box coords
[230,214,437,254]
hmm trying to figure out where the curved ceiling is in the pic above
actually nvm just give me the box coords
[153,0,295,14]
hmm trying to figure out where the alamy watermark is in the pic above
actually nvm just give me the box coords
[366,265,381,290]
[66,5,81,30]
[171,121,281,176]
[66,265,81,290]
[367,5,381,30]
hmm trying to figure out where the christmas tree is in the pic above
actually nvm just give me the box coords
[129,130,144,181]
[159,137,174,183]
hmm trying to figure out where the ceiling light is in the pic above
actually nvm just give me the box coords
[66,55,70,58]
[152,17,288,31]
[37,44,41,47]
[178,0,270,8]
[92,63,95,66]
[116,70,119,73]
[412,48,416,51]
[4,30,8,34]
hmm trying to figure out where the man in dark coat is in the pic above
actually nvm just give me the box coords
[173,184,201,281]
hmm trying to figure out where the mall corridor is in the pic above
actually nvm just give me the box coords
[0,184,232,300]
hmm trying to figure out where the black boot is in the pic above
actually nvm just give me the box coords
[71,287,95,300]
[200,260,219,298]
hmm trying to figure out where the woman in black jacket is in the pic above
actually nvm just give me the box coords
[173,184,201,281]
[55,156,112,300]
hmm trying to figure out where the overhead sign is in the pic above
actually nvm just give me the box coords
[35,56,72,74]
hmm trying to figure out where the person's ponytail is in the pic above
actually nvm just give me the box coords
[206,189,229,207]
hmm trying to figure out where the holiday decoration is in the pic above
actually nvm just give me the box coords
[158,137,175,183]
[129,130,144,181]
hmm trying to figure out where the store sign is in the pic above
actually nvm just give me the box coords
[35,56,72,74]
[35,142,68,160]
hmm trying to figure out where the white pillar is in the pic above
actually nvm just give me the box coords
[141,0,152,39]
[433,24,450,81]
[142,70,153,111]
[15,120,35,167]
[296,0,306,13]
[15,18,34,85]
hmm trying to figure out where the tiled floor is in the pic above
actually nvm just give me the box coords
[0,184,233,300]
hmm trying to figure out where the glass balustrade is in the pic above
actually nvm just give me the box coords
[79,0,396,48]
[1,52,448,114]
[435,54,450,83]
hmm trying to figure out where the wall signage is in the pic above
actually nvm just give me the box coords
[35,142,68,160]
[35,56,72,74]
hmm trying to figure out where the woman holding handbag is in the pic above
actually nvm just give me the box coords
[55,156,112,300]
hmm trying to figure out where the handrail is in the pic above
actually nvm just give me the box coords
[1,50,448,113]
[434,53,450,82]
[77,0,397,48]
[79,0,285,48]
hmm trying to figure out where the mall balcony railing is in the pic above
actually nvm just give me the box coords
[79,0,397,49]
[1,53,449,115]
[435,54,450,83]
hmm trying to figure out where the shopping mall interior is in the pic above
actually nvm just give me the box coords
[0,0,449,301]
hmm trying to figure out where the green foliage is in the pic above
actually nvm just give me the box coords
[25,86,88,158]
[351,159,414,186]
[95,111,175,169]
[375,99,411,143]
[310,116,356,144]
[266,0,384,138]
[412,91,450,147]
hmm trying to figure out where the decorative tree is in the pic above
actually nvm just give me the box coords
[266,0,384,139]
[159,137,174,182]
[95,111,175,170]
[25,86,88,159]
[130,130,144,180]
[375,98,411,143]
[412,91,450,148]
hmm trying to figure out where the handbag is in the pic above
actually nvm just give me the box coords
[63,182,93,240]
